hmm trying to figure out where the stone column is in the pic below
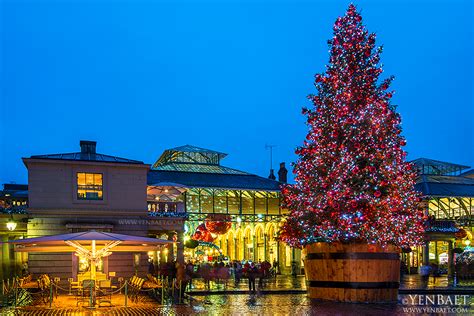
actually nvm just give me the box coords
[2,235,10,280]
[447,240,454,280]
[422,241,430,266]
[264,234,268,262]
[177,231,184,265]
[167,233,175,262]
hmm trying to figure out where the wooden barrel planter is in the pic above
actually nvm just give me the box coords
[304,242,400,303]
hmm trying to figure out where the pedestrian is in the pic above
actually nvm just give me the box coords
[186,261,194,289]
[248,262,258,293]
[234,261,242,286]
[291,261,298,278]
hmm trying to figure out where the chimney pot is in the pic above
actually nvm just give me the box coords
[268,169,276,180]
[80,140,97,154]
[278,162,288,183]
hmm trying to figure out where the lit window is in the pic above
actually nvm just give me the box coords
[77,172,103,200]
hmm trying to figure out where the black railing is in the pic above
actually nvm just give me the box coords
[147,202,187,218]
[425,219,458,233]
[0,207,28,214]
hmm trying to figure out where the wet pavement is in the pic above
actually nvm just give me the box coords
[2,275,474,315]
[3,293,473,315]
[187,274,474,294]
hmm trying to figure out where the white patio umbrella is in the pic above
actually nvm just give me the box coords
[11,230,173,281]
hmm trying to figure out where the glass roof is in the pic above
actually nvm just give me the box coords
[152,145,240,173]
[412,158,470,176]
[154,163,248,175]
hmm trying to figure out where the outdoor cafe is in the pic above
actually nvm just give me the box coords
[3,231,175,309]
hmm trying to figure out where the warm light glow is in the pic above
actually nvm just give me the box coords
[236,217,242,224]
[184,236,190,242]
[464,239,471,246]
[6,219,17,231]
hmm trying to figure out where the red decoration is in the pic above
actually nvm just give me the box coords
[279,4,425,249]
[455,229,467,240]
[191,223,216,242]
[205,214,232,235]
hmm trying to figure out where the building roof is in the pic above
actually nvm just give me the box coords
[148,170,282,191]
[0,184,28,198]
[461,169,474,177]
[411,158,470,175]
[153,145,228,169]
[154,163,248,175]
[166,145,227,157]
[415,175,474,198]
[29,152,144,164]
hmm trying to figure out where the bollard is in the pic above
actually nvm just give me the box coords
[172,278,175,300]
[49,282,53,309]
[124,281,128,307]
[161,277,164,305]
[14,278,17,309]
[89,280,93,308]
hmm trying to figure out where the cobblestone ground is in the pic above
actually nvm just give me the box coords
[2,294,473,316]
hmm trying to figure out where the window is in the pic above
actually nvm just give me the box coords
[77,173,103,200]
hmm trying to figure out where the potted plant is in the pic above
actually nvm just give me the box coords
[279,4,425,303]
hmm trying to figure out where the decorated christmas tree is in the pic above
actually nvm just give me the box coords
[280,4,425,249]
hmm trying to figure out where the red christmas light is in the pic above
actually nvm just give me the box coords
[279,4,425,248]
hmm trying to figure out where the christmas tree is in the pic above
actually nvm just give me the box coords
[280,4,425,248]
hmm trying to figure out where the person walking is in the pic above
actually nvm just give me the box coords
[248,262,258,293]
[291,261,298,278]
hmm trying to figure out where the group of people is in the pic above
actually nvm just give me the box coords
[149,259,279,293]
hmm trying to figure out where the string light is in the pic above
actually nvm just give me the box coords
[279,4,425,249]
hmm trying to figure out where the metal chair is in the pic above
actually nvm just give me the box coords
[76,279,95,307]
[97,279,113,307]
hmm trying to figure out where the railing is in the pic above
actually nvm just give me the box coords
[425,219,458,233]
[0,207,28,214]
[147,202,187,218]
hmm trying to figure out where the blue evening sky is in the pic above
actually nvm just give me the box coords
[1,0,473,185]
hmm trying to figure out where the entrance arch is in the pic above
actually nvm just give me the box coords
[243,226,253,260]
[235,229,243,261]
[255,224,264,262]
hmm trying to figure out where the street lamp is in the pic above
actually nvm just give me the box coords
[6,215,17,231]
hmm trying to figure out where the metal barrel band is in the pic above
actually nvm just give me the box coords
[305,252,399,260]
[308,281,400,289]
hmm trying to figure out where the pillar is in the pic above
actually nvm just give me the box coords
[276,241,280,273]
[253,235,256,261]
[2,235,10,279]
[177,231,184,265]
[448,240,454,279]
[167,233,175,262]
[422,241,430,266]
[263,234,268,262]
[234,238,238,261]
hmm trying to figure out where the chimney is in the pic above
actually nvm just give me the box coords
[278,162,288,183]
[268,169,276,180]
[80,140,97,154]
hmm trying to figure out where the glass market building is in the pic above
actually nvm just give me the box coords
[147,145,301,274]
[407,158,474,277]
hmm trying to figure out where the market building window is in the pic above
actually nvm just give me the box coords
[77,173,103,200]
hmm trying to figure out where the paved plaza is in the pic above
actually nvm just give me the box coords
[1,275,473,315]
